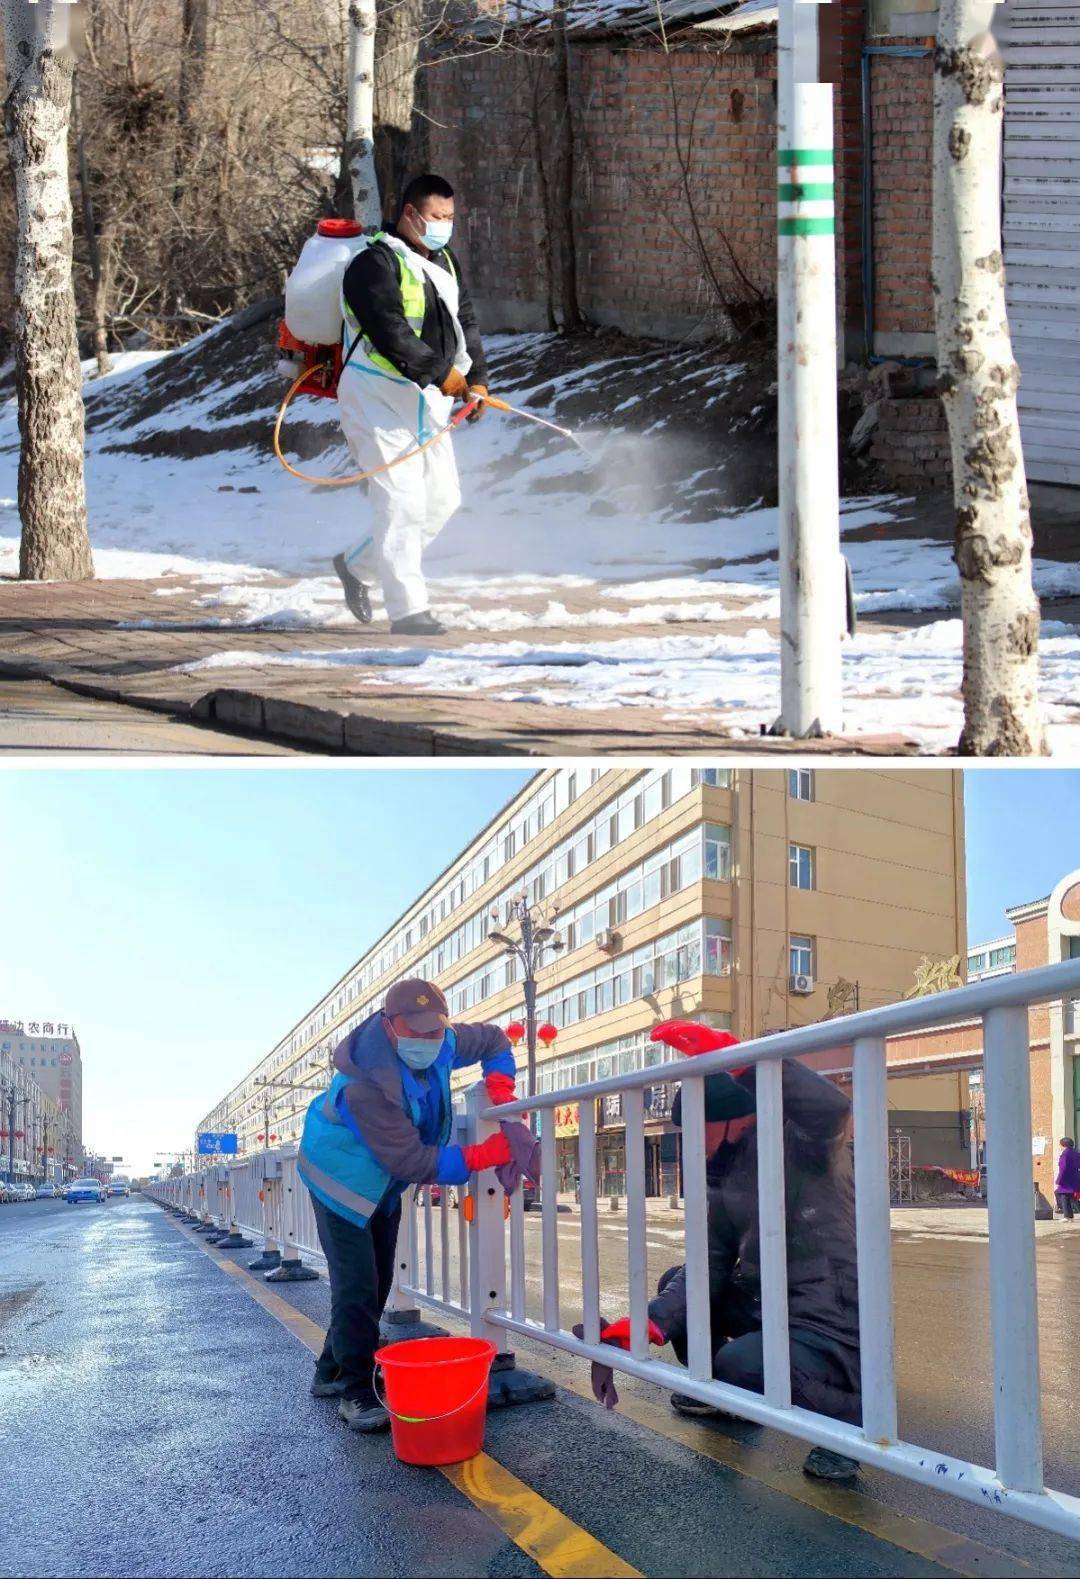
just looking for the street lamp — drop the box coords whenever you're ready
[488,893,565,1111]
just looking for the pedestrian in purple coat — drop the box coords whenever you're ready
[1055,1137,1080,1221]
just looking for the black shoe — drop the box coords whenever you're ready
[390,610,446,636]
[670,1392,735,1420]
[803,1446,860,1482]
[332,553,373,625]
[338,1391,390,1432]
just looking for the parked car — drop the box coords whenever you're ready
[0,1182,16,1203]
[35,1184,58,1199]
[66,1177,107,1204]
[12,1182,35,1202]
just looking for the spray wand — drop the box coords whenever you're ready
[272,363,579,489]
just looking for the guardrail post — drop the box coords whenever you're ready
[264,1155,318,1282]
[215,1166,253,1250]
[853,1035,898,1446]
[203,1168,230,1241]
[983,1005,1044,1493]
[466,1087,553,1408]
[248,1158,282,1271]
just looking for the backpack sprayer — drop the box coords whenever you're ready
[274,218,577,488]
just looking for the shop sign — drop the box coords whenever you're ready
[554,1102,580,1138]
[644,1083,676,1122]
[600,1093,623,1128]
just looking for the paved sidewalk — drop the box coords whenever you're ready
[0,573,927,756]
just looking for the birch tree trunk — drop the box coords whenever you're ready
[933,0,1045,754]
[344,0,382,228]
[2,0,93,581]
[374,0,423,219]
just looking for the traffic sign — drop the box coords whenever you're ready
[197,1132,238,1156]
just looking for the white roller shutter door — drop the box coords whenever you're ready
[1001,0,1080,485]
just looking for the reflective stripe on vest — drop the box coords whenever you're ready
[343,233,458,381]
[297,1153,382,1223]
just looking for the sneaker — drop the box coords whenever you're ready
[670,1392,734,1420]
[803,1446,860,1482]
[332,553,373,625]
[338,1392,390,1433]
[390,610,446,636]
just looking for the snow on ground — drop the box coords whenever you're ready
[178,620,1080,752]
[3,327,1078,749]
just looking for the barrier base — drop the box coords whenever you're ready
[248,1250,281,1271]
[383,1306,423,1325]
[487,1354,555,1408]
[265,1258,319,1282]
[216,1232,253,1249]
[204,1230,229,1244]
[378,1317,449,1344]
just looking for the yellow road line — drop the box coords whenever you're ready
[167,1219,640,1579]
[342,1289,1033,1579]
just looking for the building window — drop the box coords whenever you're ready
[704,823,732,880]
[788,844,814,890]
[694,768,733,789]
[789,768,815,802]
[790,935,814,978]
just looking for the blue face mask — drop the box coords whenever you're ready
[409,210,453,252]
[396,1035,444,1071]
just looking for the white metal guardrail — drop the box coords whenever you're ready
[148,960,1080,1541]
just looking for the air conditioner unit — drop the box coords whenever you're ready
[596,929,623,954]
[790,973,814,995]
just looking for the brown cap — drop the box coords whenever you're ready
[384,977,450,1033]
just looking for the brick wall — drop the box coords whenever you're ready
[427,40,780,339]
[426,6,875,343]
[869,46,935,349]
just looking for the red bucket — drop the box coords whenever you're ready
[373,1336,496,1466]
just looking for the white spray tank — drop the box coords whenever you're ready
[284,218,368,349]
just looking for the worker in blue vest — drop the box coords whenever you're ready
[298,976,520,1431]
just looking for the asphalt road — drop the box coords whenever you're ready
[0,679,295,753]
[2,1197,1077,1579]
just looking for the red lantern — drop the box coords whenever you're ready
[537,1023,558,1046]
[0,1129,8,1139]
[13,1130,24,1141]
[269,1134,278,1142]
[257,1133,265,1141]
[505,1021,525,1046]
[47,1147,54,1155]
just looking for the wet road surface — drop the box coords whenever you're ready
[2,1197,1077,1578]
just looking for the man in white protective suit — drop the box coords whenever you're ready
[331,173,489,636]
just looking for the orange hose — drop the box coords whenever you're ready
[272,365,468,488]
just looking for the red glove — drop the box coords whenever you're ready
[485,1071,516,1106]
[600,1316,666,1350]
[651,1020,745,1073]
[461,1132,513,1173]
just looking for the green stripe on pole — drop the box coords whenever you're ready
[779,217,836,236]
[777,149,833,165]
[777,183,834,202]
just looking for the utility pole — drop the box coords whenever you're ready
[345,0,382,228]
[774,0,845,739]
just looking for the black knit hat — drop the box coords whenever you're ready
[672,1071,756,1128]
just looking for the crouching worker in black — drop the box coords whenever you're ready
[604,1021,862,1483]
[297,976,522,1432]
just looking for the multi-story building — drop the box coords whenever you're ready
[885,872,1080,1198]
[0,1027,78,1184]
[0,1019,83,1166]
[199,767,966,1194]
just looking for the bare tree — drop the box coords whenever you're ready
[2,0,93,581]
[375,0,425,216]
[933,0,1045,755]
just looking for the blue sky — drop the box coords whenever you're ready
[2,766,1076,1175]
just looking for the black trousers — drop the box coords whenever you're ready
[311,1194,401,1400]
[1056,1191,1076,1220]
[659,1266,862,1427]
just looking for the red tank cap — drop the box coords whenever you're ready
[317,218,363,239]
